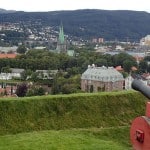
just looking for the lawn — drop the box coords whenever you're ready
[0,126,132,150]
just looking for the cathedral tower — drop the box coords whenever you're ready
[56,23,67,53]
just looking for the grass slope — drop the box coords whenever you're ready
[0,127,131,150]
[0,91,146,135]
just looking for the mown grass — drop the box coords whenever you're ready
[0,126,132,150]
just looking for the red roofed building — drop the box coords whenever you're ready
[134,56,144,64]
[0,85,17,97]
[0,54,17,59]
[115,66,124,71]
[142,73,150,80]
[131,66,138,71]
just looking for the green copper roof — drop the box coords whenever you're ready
[58,24,65,44]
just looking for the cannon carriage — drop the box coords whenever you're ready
[130,79,150,150]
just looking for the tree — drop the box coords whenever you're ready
[121,72,128,78]
[35,87,45,95]
[26,86,45,96]
[123,60,133,73]
[16,83,28,97]
[17,45,27,54]
[21,69,32,80]
[61,83,77,94]
[112,52,135,67]
[1,66,11,73]
[52,74,81,94]
[66,67,80,77]
[30,72,39,82]
[95,58,108,67]
[20,70,28,80]
[139,60,148,73]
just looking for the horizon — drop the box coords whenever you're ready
[1,0,150,13]
[1,8,150,14]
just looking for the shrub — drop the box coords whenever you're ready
[16,83,28,97]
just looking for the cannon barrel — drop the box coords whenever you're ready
[131,79,150,150]
[132,79,150,99]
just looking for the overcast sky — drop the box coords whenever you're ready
[1,0,150,13]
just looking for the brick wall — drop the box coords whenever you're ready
[81,79,124,92]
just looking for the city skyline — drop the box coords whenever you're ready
[1,0,150,13]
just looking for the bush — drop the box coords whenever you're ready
[16,83,28,97]
[26,86,45,96]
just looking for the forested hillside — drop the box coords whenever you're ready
[0,9,150,40]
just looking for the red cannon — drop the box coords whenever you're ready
[130,79,150,150]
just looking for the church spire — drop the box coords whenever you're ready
[56,22,67,53]
[58,23,65,44]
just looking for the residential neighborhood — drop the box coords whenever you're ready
[1,10,150,98]
[0,20,150,97]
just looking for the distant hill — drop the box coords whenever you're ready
[0,8,16,14]
[0,9,150,41]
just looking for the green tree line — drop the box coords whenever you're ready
[0,49,138,74]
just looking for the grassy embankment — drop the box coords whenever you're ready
[0,90,147,149]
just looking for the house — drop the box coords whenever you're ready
[125,75,134,90]
[131,74,148,87]
[140,35,150,46]
[10,68,25,78]
[115,66,123,72]
[0,68,24,80]
[0,53,17,59]
[35,70,58,79]
[0,85,17,97]
[81,65,124,92]
[125,73,150,90]
[115,66,137,73]
[0,46,18,53]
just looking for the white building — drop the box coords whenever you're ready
[140,35,150,46]
[0,68,24,80]
[125,75,134,90]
